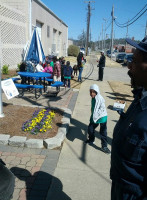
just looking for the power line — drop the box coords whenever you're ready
[105,21,112,31]
[116,4,147,26]
[115,8,147,28]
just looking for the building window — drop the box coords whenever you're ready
[47,25,50,38]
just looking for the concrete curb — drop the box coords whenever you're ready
[0,106,72,149]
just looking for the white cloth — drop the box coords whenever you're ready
[90,84,107,123]
[53,76,61,82]
[35,64,44,72]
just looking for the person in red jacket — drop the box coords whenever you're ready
[53,58,61,82]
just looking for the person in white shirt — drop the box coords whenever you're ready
[35,61,44,72]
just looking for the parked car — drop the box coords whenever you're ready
[107,50,116,59]
[116,53,126,63]
[106,50,111,57]
[123,54,133,65]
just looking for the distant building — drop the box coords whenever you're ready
[0,0,68,69]
[114,44,135,53]
[125,44,135,53]
[68,39,73,47]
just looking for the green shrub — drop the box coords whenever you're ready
[68,45,79,57]
[17,63,21,71]
[2,64,9,74]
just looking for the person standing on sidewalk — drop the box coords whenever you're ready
[110,37,147,200]
[63,61,73,88]
[97,51,106,81]
[85,84,110,154]
[77,52,84,82]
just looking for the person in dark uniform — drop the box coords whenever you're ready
[110,37,147,200]
[0,159,15,200]
[97,51,106,81]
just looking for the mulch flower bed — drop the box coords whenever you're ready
[2,70,18,80]
[1,70,64,139]
[0,103,63,139]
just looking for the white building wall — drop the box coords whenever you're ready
[0,0,68,69]
[0,1,29,69]
[32,0,68,57]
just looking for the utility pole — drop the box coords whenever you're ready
[90,28,92,42]
[125,20,129,53]
[103,18,107,52]
[102,23,103,50]
[85,1,95,56]
[0,29,4,118]
[111,5,114,60]
[98,35,100,49]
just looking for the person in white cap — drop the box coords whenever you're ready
[85,84,110,154]
[97,50,106,81]
[110,37,147,200]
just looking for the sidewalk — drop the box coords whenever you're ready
[46,56,121,200]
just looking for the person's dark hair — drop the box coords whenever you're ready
[62,60,65,65]
[20,62,26,72]
[66,61,70,66]
[53,56,57,62]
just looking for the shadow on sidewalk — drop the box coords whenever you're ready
[10,167,71,200]
[64,140,112,185]
[67,118,112,147]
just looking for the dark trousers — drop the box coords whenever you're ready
[73,69,78,76]
[111,181,146,200]
[64,79,70,88]
[0,160,15,200]
[88,122,108,147]
[98,67,104,81]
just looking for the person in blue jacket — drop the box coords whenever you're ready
[110,37,147,200]
[63,61,73,88]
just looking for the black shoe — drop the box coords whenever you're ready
[85,140,95,145]
[101,147,111,154]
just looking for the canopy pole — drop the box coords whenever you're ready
[0,59,5,118]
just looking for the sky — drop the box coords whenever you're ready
[41,0,147,41]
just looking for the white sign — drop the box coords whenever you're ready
[1,79,19,100]
[113,100,126,112]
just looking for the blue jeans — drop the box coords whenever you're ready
[78,67,83,81]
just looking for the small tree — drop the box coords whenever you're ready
[2,64,9,74]
[68,45,79,57]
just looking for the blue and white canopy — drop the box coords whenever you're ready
[24,27,45,63]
